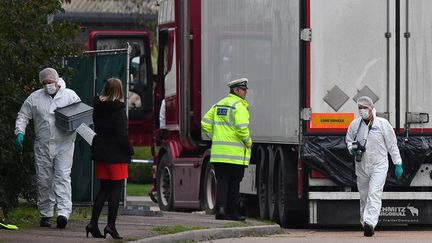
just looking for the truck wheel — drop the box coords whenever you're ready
[267,146,279,223]
[276,146,307,228]
[256,146,269,219]
[276,146,291,227]
[156,153,174,211]
[201,162,216,214]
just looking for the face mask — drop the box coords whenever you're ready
[359,108,370,119]
[44,83,57,95]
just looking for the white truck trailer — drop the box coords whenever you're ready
[151,0,432,227]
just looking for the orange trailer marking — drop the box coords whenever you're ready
[311,113,354,129]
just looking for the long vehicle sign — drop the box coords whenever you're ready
[311,113,354,129]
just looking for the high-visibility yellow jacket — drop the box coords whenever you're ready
[201,93,252,166]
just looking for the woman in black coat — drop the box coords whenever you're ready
[86,78,133,239]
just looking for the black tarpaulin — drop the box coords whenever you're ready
[300,135,432,187]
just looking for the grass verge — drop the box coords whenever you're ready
[7,204,39,228]
[7,203,92,228]
[127,183,152,196]
[152,225,208,235]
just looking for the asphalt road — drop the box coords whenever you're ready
[203,227,432,243]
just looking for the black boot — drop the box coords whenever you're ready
[104,225,122,239]
[56,215,68,229]
[40,217,51,227]
[86,223,104,238]
[363,223,374,237]
[215,207,226,220]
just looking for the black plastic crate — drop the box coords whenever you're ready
[55,102,93,131]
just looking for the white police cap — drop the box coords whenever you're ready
[227,78,248,89]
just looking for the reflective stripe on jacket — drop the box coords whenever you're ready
[201,93,252,166]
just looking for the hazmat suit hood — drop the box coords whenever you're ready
[371,108,377,119]
[48,77,67,96]
[58,78,66,91]
[38,77,67,95]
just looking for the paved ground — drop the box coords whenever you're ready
[4,197,430,242]
[0,197,280,242]
[203,227,432,243]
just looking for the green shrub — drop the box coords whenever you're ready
[132,146,153,160]
[128,146,153,184]
[128,163,152,184]
[0,0,80,213]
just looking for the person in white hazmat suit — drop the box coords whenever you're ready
[346,96,403,237]
[14,67,81,229]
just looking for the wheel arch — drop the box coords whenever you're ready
[199,149,212,183]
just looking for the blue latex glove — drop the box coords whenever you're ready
[395,164,403,179]
[348,147,357,156]
[15,133,24,151]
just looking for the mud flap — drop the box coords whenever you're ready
[309,199,432,225]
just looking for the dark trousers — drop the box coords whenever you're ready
[213,162,245,215]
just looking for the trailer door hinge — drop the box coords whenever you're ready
[301,108,312,121]
[301,28,312,42]
[384,32,391,38]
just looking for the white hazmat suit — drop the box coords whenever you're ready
[346,99,402,229]
[159,99,166,129]
[15,69,80,220]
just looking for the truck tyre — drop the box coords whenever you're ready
[156,153,174,211]
[267,146,279,223]
[276,146,307,228]
[276,146,292,227]
[201,162,216,214]
[256,146,269,219]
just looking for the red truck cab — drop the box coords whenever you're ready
[88,30,155,147]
